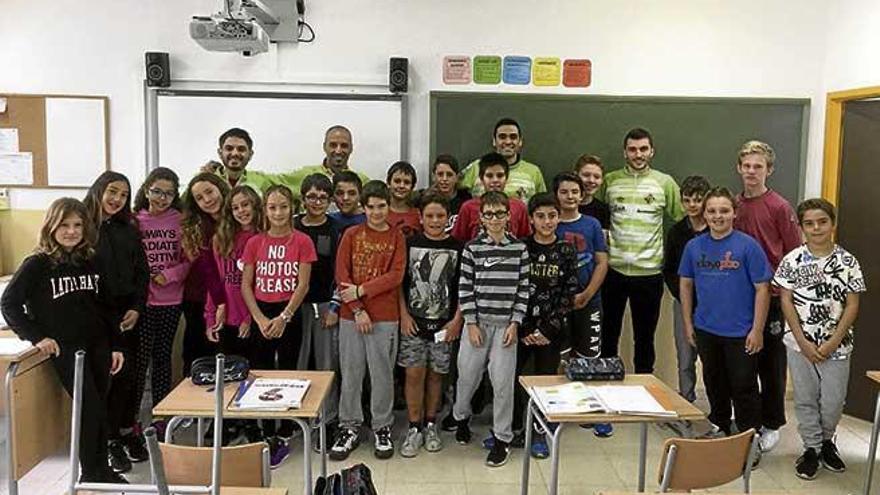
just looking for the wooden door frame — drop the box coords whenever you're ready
[822,86,880,204]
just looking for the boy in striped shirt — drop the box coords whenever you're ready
[452,191,530,468]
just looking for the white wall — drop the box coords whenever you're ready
[1,0,834,209]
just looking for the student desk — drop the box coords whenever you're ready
[863,371,880,495]
[153,370,334,495]
[222,488,288,495]
[0,332,70,495]
[519,374,705,495]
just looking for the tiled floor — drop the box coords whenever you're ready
[14,400,878,494]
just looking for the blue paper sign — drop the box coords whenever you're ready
[503,56,531,85]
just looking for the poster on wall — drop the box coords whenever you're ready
[563,59,592,87]
[443,56,472,84]
[533,57,561,86]
[473,56,502,84]
[502,56,531,85]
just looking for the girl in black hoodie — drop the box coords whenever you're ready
[1,198,125,483]
[83,171,150,474]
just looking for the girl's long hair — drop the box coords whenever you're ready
[133,167,182,213]
[263,184,295,231]
[181,172,230,259]
[82,171,134,227]
[36,198,96,265]
[214,185,263,258]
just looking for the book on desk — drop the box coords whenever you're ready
[231,377,311,411]
[531,382,678,417]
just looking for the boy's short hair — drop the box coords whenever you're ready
[479,191,509,212]
[796,198,836,224]
[680,175,711,198]
[333,170,363,193]
[552,171,586,195]
[301,173,333,196]
[737,140,776,168]
[432,154,460,175]
[478,152,509,178]
[218,128,253,149]
[703,186,737,210]
[574,154,604,172]
[361,180,390,206]
[419,192,450,213]
[493,117,522,137]
[386,160,417,186]
[624,127,653,148]
[528,192,560,216]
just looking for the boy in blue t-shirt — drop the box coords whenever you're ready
[679,187,771,454]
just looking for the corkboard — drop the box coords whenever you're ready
[0,93,109,188]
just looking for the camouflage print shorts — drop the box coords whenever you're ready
[397,332,451,374]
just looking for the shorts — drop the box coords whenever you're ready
[397,332,452,374]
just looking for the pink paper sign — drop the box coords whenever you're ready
[443,56,472,84]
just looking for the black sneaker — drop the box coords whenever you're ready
[441,414,458,432]
[795,448,819,480]
[329,427,360,461]
[820,440,846,472]
[312,422,339,454]
[374,426,394,459]
[510,430,526,448]
[99,469,129,484]
[121,432,149,462]
[485,437,510,467]
[243,422,264,443]
[455,418,472,445]
[108,440,132,473]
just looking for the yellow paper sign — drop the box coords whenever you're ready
[533,57,561,86]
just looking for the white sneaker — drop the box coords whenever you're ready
[424,422,443,452]
[759,428,780,452]
[400,426,423,458]
[698,423,726,439]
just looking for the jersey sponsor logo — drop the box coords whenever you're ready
[696,251,741,271]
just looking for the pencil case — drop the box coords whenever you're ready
[564,356,625,381]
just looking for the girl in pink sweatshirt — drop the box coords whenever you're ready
[133,167,190,429]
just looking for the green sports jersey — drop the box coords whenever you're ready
[459,157,547,201]
[281,164,371,198]
[215,168,292,195]
[599,167,684,276]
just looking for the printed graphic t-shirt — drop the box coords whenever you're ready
[242,230,317,303]
[403,234,463,337]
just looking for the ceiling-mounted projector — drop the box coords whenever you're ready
[190,0,304,56]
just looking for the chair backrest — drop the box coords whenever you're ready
[158,441,270,487]
[657,428,757,492]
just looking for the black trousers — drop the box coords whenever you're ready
[182,300,217,377]
[220,324,255,361]
[53,340,112,479]
[600,269,664,373]
[107,328,143,435]
[251,300,303,436]
[513,340,562,432]
[695,329,761,435]
[570,298,602,358]
[759,297,787,430]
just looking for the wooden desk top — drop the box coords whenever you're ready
[519,374,705,424]
[0,330,38,363]
[154,370,334,419]
[867,371,880,384]
[221,487,288,495]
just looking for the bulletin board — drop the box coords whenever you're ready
[0,94,110,188]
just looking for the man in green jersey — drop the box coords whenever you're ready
[287,125,370,201]
[459,118,546,201]
[209,128,288,193]
[599,127,684,373]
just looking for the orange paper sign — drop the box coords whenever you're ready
[563,59,592,87]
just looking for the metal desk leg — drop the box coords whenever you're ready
[294,418,312,495]
[164,416,187,444]
[320,402,327,478]
[5,362,19,495]
[197,418,206,447]
[864,390,880,495]
[638,423,648,492]
[520,398,535,495]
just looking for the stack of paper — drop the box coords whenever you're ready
[234,378,311,411]
[531,383,676,417]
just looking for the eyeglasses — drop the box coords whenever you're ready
[304,194,329,203]
[148,188,175,200]
[481,210,509,220]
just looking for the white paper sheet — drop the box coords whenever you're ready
[0,129,18,152]
[45,98,106,186]
[0,152,33,185]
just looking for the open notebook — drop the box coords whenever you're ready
[232,377,311,411]
[531,382,677,417]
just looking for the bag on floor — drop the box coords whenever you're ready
[341,463,378,495]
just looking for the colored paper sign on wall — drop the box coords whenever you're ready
[502,56,531,85]
[473,56,502,84]
[532,57,561,86]
[443,56,472,84]
[563,59,592,87]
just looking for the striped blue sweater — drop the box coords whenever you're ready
[459,232,530,326]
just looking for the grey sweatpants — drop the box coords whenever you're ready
[453,320,517,443]
[297,302,339,423]
[338,319,398,431]
[673,301,698,403]
[787,347,851,450]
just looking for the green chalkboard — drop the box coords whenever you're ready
[430,92,810,203]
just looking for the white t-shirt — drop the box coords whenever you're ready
[774,244,866,360]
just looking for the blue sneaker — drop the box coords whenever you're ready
[482,433,495,450]
[530,434,549,459]
[593,423,614,438]
[268,436,290,469]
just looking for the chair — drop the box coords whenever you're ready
[157,441,271,487]
[657,428,759,493]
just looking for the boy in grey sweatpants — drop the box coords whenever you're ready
[453,191,530,468]
[775,198,866,481]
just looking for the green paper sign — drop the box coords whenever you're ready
[473,56,502,84]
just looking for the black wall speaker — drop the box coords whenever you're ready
[389,57,408,93]
[145,52,171,88]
